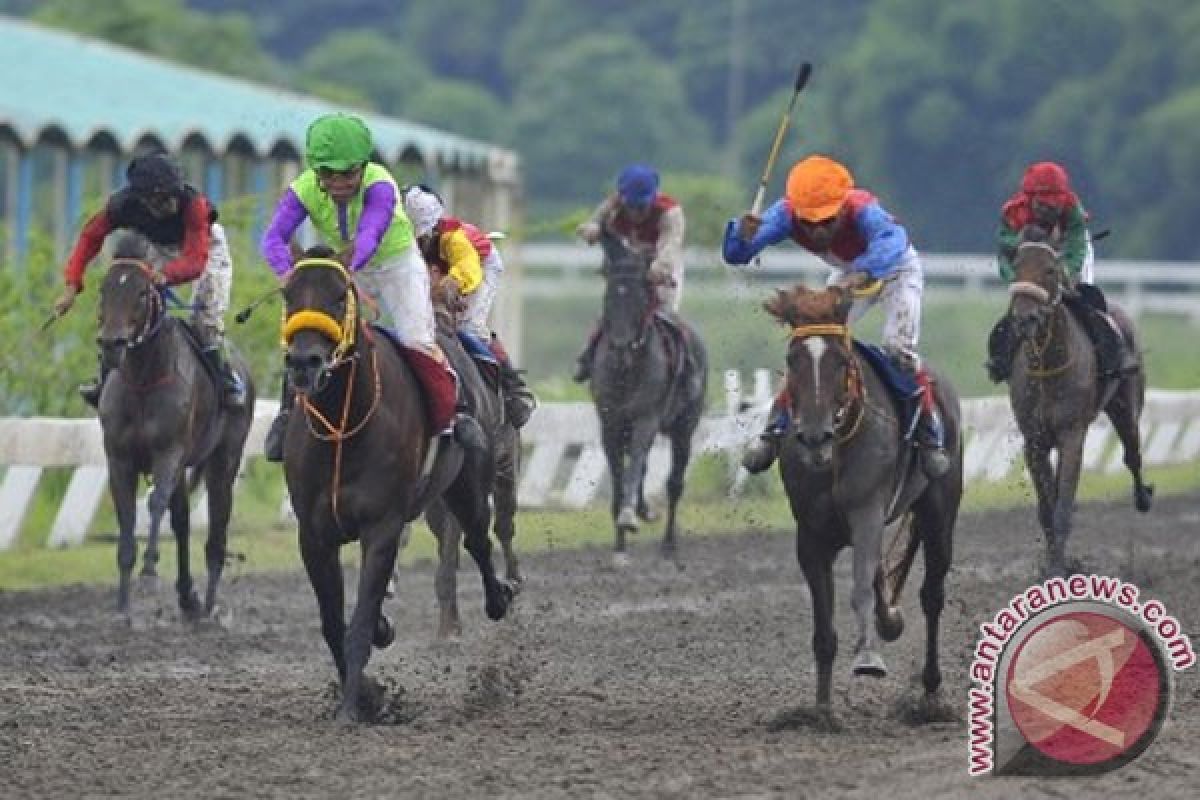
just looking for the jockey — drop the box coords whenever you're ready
[402,183,537,428]
[987,160,1135,382]
[572,163,686,382]
[53,154,246,409]
[259,112,486,462]
[723,154,950,479]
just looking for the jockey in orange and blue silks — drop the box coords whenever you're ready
[723,154,949,478]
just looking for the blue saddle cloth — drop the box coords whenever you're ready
[457,330,498,364]
[852,341,917,402]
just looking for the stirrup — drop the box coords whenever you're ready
[79,381,103,408]
[741,437,779,475]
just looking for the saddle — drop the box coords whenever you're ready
[851,341,923,440]
[455,330,501,391]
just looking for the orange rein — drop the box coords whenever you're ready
[282,257,384,530]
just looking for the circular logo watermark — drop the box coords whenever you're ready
[1004,609,1170,773]
[967,575,1193,778]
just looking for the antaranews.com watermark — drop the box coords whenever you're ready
[968,574,1194,777]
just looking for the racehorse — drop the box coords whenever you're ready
[280,250,511,722]
[1006,228,1152,577]
[764,284,961,723]
[94,234,254,617]
[588,232,707,565]
[423,298,523,639]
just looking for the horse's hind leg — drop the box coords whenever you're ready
[202,452,239,615]
[444,468,512,622]
[169,482,202,618]
[109,461,140,613]
[796,532,837,711]
[143,449,185,589]
[911,486,959,712]
[1106,376,1154,512]
[426,499,463,639]
[493,432,522,590]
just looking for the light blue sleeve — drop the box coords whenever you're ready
[722,199,793,265]
[851,202,909,278]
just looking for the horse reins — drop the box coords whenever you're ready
[1008,247,1074,379]
[282,257,383,530]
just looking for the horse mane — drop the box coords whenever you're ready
[300,244,338,259]
[763,284,851,327]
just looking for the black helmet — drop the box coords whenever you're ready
[126,154,183,195]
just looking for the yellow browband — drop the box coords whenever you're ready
[791,323,850,340]
[281,257,359,359]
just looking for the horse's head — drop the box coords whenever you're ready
[96,234,164,373]
[765,284,858,469]
[1008,224,1066,341]
[599,230,654,350]
[281,246,359,394]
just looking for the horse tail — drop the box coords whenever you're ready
[186,462,208,497]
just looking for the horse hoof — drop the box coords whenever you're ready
[612,552,632,569]
[1135,484,1154,513]
[876,606,905,643]
[179,590,203,620]
[485,581,514,621]
[373,615,396,649]
[852,650,888,678]
[616,507,639,533]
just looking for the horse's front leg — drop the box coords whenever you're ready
[618,416,658,535]
[846,505,888,678]
[795,530,837,711]
[339,521,401,723]
[1049,428,1088,577]
[108,459,140,613]
[143,447,186,592]
[1022,440,1057,563]
[600,417,629,559]
[661,420,697,560]
[299,521,346,688]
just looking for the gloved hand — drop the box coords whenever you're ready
[53,285,79,317]
[576,221,601,245]
[648,261,676,287]
[738,213,762,241]
[439,277,467,313]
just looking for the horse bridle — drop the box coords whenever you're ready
[1008,241,1064,309]
[1007,241,1073,377]
[105,259,167,350]
[789,323,866,443]
[281,257,361,371]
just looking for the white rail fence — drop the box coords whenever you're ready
[2,384,1200,550]
[520,244,1200,321]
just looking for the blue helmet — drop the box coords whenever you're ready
[616,164,659,208]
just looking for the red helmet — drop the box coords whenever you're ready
[1020,162,1072,205]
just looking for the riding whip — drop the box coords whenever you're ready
[750,62,812,215]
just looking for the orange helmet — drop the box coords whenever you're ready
[786,155,854,222]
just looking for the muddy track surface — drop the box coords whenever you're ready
[2,495,1198,799]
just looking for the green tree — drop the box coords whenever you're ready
[405,80,509,143]
[511,34,712,209]
[297,29,430,116]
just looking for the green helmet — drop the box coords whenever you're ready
[305,113,373,171]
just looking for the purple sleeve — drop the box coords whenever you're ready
[261,189,308,276]
[351,181,398,270]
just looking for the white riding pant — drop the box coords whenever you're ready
[354,244,437,354]
[145,222,231,337]
[1080,232,1095,284]
[461,249,504,340]
[826,245,924,371]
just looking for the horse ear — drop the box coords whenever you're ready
[763,286,797,326]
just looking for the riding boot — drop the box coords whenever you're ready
[264,375,294,463]
[984,315,1017,383]
[913,368,951,479]
[1092,309,1138,380]
[489,333,537,428]
[572,325,602,383]
[197,327,246,408]
[79,356,111,408]
[741,394,791,474]
[448,366,489,454]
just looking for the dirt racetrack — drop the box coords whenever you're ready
[2,494,1198,799]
